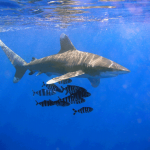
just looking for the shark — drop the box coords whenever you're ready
[0,33,130,87]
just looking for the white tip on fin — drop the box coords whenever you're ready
[36,72,42,76]
[46,70,85,84]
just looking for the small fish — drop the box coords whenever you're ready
[74,98,86,104]
[58,79,72,84]
[61,85,87,95]
[58,96,86,104]
[32,89,56,96]
[35,100,54,107]
[42,82,62,93]
[71,90,91,99]
[53,100,70,107]
[72,107,93,115]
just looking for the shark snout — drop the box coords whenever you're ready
[115,63,130,74]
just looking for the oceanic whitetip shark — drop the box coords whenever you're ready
[0,33,130,87]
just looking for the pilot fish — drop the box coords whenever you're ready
[58,79,72,84]
[61,85,88,95]
[42,82,62,93]
[71,90,91,99]
[35,100,54,107]
[57,96,86,104]
[72,107,93,115]
[53,100,70,107]
[32,89,56,96]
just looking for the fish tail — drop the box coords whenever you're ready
[32,90,35,96]
[42,82,45,87]
[35,100,38,105]
[72,108,77,115]
[61,86,64,92]
[0,40,27,83]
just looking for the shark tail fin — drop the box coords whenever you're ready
[0,40,27,83]
[32,90,35,96]
[72,108,77,115]
[42,82,45,87]
[35,100,38,105]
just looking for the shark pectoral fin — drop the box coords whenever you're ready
[46,70,85,84]
[58,33,76,54]
[88,78,100,88]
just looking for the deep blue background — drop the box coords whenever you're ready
[0,11,150,150]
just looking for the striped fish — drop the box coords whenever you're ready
[72,107,93,115]
[61,85,87,95]
[58,95,86,104]
[42,82,62,93]
[35,100,54,107]
[53,100,70,107]
[71,90,91,98]
[74,98,85,104]
[58,79,72,84]
[32,89,56,96]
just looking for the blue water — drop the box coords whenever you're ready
[0,0,150,150]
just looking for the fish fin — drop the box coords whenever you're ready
[58,96,61,100]
[29,70,35,75]
[0,40,27,83]
[46,70,85,84]
[36,72,42,76]
[31,57,37,61]
[61,86,64,92]
[32,90,35,96]
[72,108,77,115]
[45,72,52,77]
[42,82,45,87]
[58,78,72,84]
[14,66,27,83]
[58,33,76,54]
[35,100,38,105]
[88,78,100,88]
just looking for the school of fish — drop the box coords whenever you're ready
[33,79,93,115]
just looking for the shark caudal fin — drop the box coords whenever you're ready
[0,40,27,83]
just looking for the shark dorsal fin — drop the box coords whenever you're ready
[58,33,76,54]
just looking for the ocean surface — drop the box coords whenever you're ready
[0,0,150,150]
